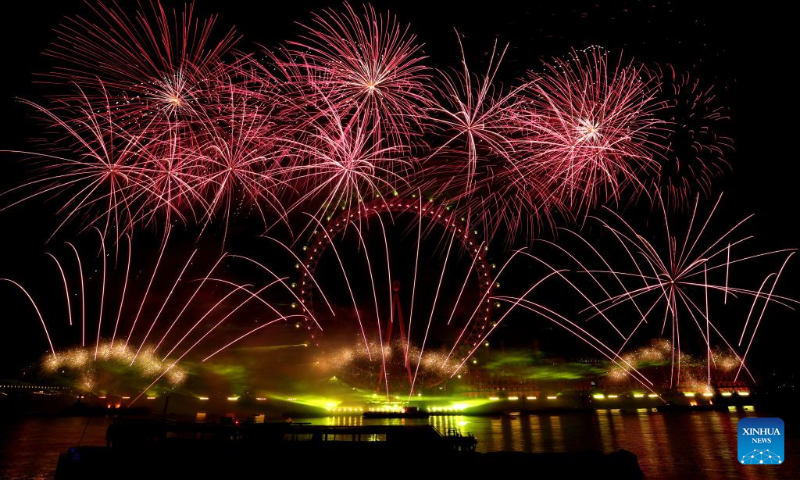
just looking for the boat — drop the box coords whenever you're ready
[55,419,475,478]
[362,406,429,419]
[54,418,643,479]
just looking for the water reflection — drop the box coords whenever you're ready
[317,409,787,480]
[0,410,792,480]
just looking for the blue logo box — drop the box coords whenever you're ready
[738,417,784,465]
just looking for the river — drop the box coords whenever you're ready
[1,409,796,479]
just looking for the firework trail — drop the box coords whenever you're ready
[1,236,304,397]
[535,195,797,388]
[1,1,788,403]
[286,197,510,397]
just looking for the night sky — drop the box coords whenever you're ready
[0,0,797,386]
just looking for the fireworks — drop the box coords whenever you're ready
[518,47,664,212]
[4,5,682,245]
[2,235,300,399]
[318,339,462,392]
[283,2,433,149]
[41,342,187,393]
[0,2,791,404]
[424,38,560,243]
[531,195,797,388]
[43,0,238,126]
[650,65,734,208]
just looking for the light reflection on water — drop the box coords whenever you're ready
[299,409,795,480]
[1,410,796,479]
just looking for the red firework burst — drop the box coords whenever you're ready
[650,64,734,209]
[519,47,665,212]
[280,98,410,222]
[191,83,290,236]
[283,2,433,150]
[428,38,520,186]
[43,1,238,128]
[422,38,564,244]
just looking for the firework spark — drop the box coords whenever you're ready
[650,65,734,208]
[518,47,664,212]
[537,195,796,388]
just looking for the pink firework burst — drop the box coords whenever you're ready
[43,1,238,129]
[650,65,734,209]
[284,2,433,150]
[428,37,520,187]
[422,38,563,244]
[519,47,665,213]
[191,82,290,236]
[3,91,150,241]
[280,98,410,222]
[131,123,207,229]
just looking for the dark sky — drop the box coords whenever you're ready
[0,1,797,382]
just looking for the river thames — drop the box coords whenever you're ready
[1,408,796,479]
